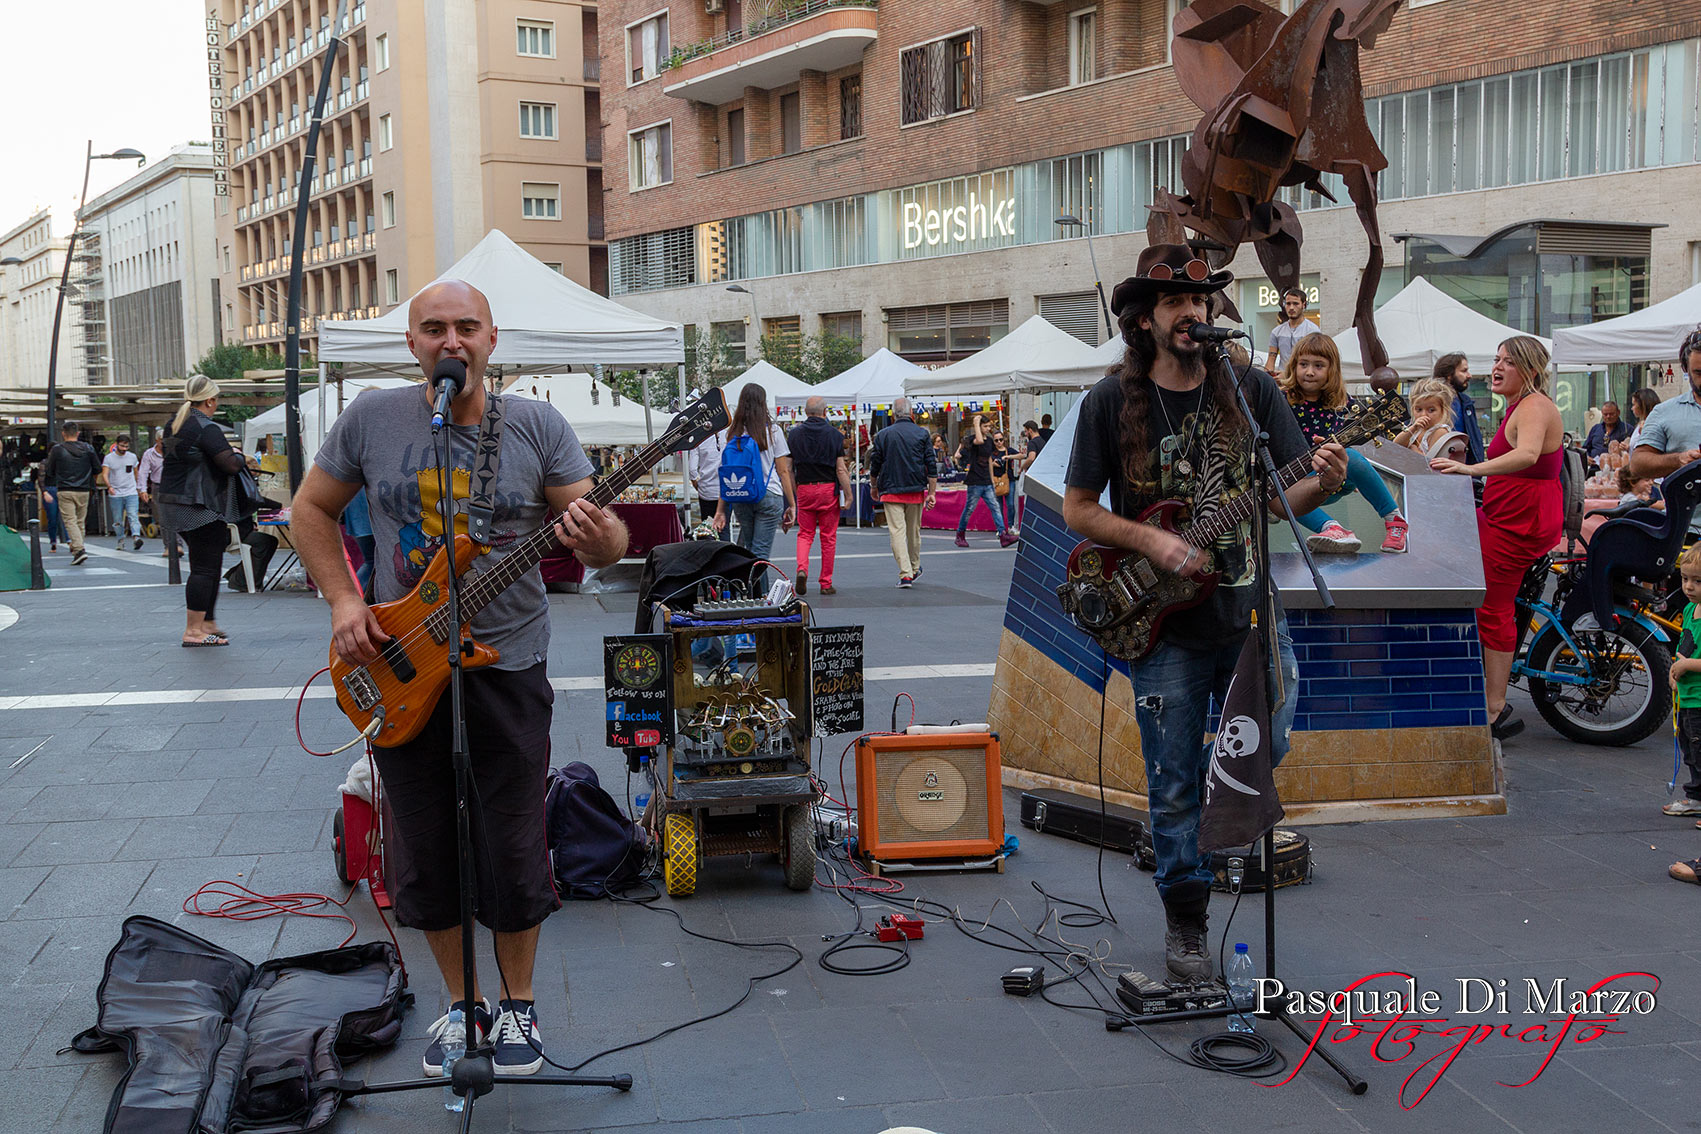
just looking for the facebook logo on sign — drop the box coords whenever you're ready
[607,702,625,721]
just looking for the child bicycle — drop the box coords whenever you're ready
[1508,458,1701,746]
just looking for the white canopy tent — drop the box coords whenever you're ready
[315,229,684,374]
[1552,280,1701,367]
[907,316,1105,398]
[241,376,418,459]
[1332,276,1556,382]
[774,348,924,409]
[501,374,660,446]
[721,361,816,416]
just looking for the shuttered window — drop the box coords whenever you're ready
[885,299,1009,363]
[1039,291,1103,344]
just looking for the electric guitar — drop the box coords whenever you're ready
[329,389,729,747]
[1056,391,1409,661]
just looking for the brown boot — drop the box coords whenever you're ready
[1162,884,1213,983]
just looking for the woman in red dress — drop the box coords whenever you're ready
[1431,336,1564,740]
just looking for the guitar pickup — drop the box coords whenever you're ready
[379,638,416,683]
[342,668,380,712]
[1131,558,1159,590]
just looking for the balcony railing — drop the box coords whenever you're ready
[660,0,878,104]
[586,137,603,162]
[661,0,877,71]
[583,58,600,82]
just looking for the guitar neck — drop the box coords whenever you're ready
[1179,448,1324,548]
[456,433,676,620]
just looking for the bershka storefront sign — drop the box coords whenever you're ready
[894,170,1018,257]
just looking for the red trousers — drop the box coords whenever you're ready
[795,482,841,586]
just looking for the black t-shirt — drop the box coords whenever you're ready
[160,413,236,501]
[1064,369,1307,645]
[958,436,998,486]
[786,417,846,485]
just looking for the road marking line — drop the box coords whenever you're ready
[1,664,998,711]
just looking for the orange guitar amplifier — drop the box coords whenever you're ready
[854,732,1005,864]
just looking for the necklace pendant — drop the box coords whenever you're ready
[1175,457,1193,478]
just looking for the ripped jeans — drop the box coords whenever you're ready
[1129,621,1298,899]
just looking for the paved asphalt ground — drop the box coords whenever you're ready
[1,526,1698,1133]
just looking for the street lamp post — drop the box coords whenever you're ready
[727,284,761,361]
[1056,214,1113,341]
[44,142,144,442]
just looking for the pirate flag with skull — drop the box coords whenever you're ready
[1198,632,1285,852]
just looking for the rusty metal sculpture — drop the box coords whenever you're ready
[1150,0,1405,388]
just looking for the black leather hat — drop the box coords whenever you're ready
[1110,244,1234,317]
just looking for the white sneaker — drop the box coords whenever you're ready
[1662,798,1701,816]
[1306,522,1361,554]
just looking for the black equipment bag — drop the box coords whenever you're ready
[225,530,280,592]
[633,539,767,633]
[545,762,649,899]
[70,915,408,1134]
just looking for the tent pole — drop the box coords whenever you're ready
[641,370,658,492]
[316,363,327,458]
[678,365,692,519]
[854,407,861,527]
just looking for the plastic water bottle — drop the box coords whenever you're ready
[1227,944,1256,1033]
[442,1007,466,1112]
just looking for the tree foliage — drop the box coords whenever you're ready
[187,343,318,424]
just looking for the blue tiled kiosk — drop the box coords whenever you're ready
[994,401,1499,822]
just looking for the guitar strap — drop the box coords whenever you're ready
[465,390,505,546]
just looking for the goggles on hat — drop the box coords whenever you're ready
[1145,258,1212,283]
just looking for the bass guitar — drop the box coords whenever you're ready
[329,388,729,747]
[1056,390,1408,660]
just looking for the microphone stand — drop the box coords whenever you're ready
[337,381,632,1128]
[1213,339,1366,1096]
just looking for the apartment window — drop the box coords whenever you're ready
[1069,8,1097,86]
[381,191,396,228]
[522,181,561,219]
[780,92,801,155]
[544,262,565,274]
[519,101,558,139]
[375,32,389,71]
[709,319,747,361]
[222,245,231,272]
[517,19,555,58]
[901,30,978,125]
[378,113,393,151]
[820,310,862,342]
[384,268,399,304]
[840,74,862,139]
[628,122,673,190]
[728,108,746,166]
[763,316,802,353]
[886,299,1009,363]
[627,12,668,85]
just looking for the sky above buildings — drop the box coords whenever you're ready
[3,3,210,233]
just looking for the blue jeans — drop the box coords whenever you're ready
[1296,448,1399,532]
[108,493,140,541]
[956,484,1007,535]
[1129,622,1298,898]
[42,495,67,544]
[728,493,784,561]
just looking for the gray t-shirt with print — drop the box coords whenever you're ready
[314,385,595,670]
[1267,318,1322,370]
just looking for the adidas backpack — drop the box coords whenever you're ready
[718,432,767,502]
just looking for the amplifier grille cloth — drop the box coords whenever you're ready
[874,746,991,843]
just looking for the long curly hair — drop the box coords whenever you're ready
[1114,294,1246,494]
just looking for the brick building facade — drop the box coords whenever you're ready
[599,0,1701,414]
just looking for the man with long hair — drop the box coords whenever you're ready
[1062,245,1347,982]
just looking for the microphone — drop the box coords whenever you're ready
[429,358,468,430]
[1185,323,1246,344]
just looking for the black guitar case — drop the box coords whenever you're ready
[70,915,409,1134]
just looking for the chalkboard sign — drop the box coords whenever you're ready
[809,625,864,736]
[603,634,673,748]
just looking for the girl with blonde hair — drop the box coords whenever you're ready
[1278,332,1409,554]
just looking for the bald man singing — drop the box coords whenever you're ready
[293,279,628,1079]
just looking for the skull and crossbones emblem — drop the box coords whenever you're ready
[1208,715,1262,799]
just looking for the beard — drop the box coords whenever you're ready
[1156,329,1207,379]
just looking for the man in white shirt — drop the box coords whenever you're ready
[688,432,723,525]
[101,436,144,551]
[1264,287,1321,374]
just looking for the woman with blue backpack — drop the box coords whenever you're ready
[713,383,796,561]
